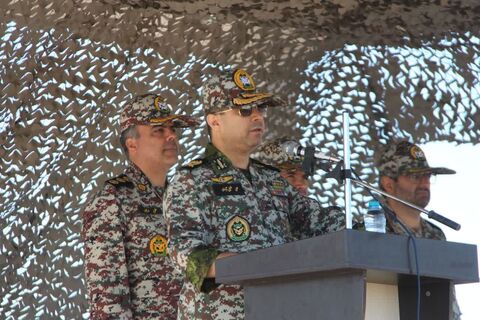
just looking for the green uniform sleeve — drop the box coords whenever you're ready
[186,247,219,292]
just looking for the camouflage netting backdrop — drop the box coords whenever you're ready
[1,0,480,318]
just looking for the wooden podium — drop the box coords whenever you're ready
[216,230,479,320]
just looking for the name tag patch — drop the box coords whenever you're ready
[212,183,245,196]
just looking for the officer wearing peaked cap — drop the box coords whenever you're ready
[82,94,199,319]
[251,136,345,235]
[164,70,334,320]
[377,140,461,319]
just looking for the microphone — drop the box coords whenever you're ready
[282,141,341,163]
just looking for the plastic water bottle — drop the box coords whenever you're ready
[364,200,386,233]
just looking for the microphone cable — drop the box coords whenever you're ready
[351,169,421,320]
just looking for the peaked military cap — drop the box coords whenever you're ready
[120,94,199,132]
[251,137,303,172]
[202,69,286,114]
[378,140,456,178]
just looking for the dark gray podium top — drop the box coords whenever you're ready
[216,229,479,286]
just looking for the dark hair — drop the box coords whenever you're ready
[119,126,139,157]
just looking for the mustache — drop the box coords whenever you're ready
[415,188,430,194]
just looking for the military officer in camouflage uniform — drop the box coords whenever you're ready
[164,69,335,320]
[377,140,461,319]
[251,136,345,235]
[82,94,198,319]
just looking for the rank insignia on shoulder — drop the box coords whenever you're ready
[106,175,134,189]
[149,235,168,256]
[212,182,245,196]
[271,179,287,196]
[139,205,161,215]
[185,159,203,169]
[137,183,148,192]
[211,175,234,183]
[226,215,250,242]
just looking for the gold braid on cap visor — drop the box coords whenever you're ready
[233,93,273,105]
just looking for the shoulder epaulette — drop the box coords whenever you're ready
[182,158,204,170]
[106,174,134,189]
[251,159,280,172]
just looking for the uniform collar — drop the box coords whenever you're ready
[204,143,236,175]
[125,162,165,195]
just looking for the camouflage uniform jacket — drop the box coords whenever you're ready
[82,163,182,319]
[386,213,461,320]
[164,143,330,320]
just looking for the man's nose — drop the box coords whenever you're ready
[165,127,177,141]
[251,108,265,121]
[418,175,431,186]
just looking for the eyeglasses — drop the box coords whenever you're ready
[215,104,268,117]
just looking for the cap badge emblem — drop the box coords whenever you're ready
[233,69,256,91]
[409,145,425,160]
[153,96,171,116]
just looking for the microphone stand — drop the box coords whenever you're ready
[342,112,353,229]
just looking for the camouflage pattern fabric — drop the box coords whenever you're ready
[386,213,446,240]
[250,136,303,172]
[164,143,342,320]
[202,69,285,114]
[386,213,462,320]
[310,204,345,236]
[82,163,182,319]
[377,140,456,178]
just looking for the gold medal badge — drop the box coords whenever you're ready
[226,215,250,242]
[233,69,256,91]
[149,235,168,256]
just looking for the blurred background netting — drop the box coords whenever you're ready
[1,1,480,318]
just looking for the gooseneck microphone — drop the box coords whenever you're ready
[281,141,341,163]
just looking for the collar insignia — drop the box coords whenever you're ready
[213,158,228,171]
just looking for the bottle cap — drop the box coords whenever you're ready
[368,200,381,210]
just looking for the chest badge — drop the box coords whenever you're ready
[211,175,234,183]
[226,215,250,242]
[149,235,168,256]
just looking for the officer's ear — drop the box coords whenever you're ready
[125,136,138,155]
[380,176,395,194]
[206,114,221,132]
